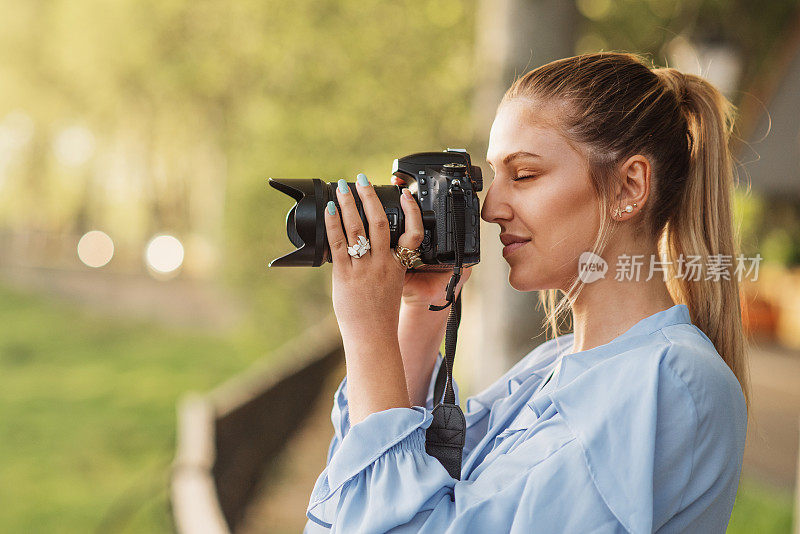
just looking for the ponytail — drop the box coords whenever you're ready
[504,53,750,405]
[655,69,750,404]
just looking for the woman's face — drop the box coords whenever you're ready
[481,99,602,292]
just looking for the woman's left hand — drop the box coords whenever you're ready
[324,173,425,345]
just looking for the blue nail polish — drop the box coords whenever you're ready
[337,179,349,193]
[327,201,336,215]
[357,173,369,186]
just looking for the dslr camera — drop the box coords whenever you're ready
[268,148,482,271]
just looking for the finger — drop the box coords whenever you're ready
[324,199,351,267]
[354,173,389,253]
[335,178,369,257]
[398,188,425,250]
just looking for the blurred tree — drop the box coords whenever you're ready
[0,0,478,343]
[1,0,798,340]
[574,0,800,105]
[217,0,478,340]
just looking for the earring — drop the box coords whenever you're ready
[613,202,638,219]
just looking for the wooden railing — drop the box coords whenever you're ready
[171,315,343,533]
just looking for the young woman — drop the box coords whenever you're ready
[304,52,749,533]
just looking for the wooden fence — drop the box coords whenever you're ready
[171,315,343,533]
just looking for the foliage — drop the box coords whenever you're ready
[0,0,478,344]
[575,0,800,94]
[219,0,478,333]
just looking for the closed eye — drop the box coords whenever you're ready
[513,174,539,182]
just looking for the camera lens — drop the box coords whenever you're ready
[268,178,404,267]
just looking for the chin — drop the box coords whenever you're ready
[508,263,563,293]
[508,267,542,292]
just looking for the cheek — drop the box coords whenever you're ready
[528,175,600,266]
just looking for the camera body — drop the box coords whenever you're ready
[390,149,482,271]
[267,148,482,271]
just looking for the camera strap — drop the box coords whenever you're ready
[425,179,467,480]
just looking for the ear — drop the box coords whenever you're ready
[613,154,651,220]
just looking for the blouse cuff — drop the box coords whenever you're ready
[307,406,434,528]
[331,352,458,445]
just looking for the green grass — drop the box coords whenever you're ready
[728,478,794,533]
[0,282,795,532]
[0,282,295,533]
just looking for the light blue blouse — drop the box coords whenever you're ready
[304,304,747,533]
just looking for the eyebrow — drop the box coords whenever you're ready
[486,151,541,167]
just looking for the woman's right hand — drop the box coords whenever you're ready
[391,174,474,309]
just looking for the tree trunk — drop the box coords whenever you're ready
[458,0,578,395]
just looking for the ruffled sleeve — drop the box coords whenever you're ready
[304,339,628,533]
[304,347,625,533]
[322,351,459,465]
[321,338,566,468]
[305,404,623,533]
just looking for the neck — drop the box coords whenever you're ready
[565,246,676,354]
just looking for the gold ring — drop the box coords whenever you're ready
[393,245,423,269]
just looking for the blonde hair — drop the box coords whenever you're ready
[502,52,749,403]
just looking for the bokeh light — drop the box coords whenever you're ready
[575,32,609,54]
[53,125,95,167]
[77,230,114,268]
[576,0,612,21]
[145,234,184,275]
[665,35,742,97]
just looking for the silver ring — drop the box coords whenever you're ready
[347,235,370,258]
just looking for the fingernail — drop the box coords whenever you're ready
[337,179,349,193]
[356,173,369,186]
[327,201,336,215]
[402,188,413,198]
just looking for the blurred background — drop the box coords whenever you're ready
[2,0,800,532]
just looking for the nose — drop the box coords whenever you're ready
[480,177,513,225]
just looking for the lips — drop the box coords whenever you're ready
[500,234,531,247]
[500,233,532,258]
[502,241,529,257]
